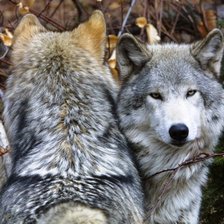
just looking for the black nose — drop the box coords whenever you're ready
[169,123,189,141]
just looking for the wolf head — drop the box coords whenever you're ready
[4,11,113,176]
[116,30,224,151]
[12,10,106,65]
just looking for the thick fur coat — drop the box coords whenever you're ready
[116,30,224,224]
[0,11,144,224]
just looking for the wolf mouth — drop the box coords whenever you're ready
[170,140,187,147]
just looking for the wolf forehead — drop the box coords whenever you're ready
[128,44,220,89]
[140,44,202,82]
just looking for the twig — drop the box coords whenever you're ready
[8,0,65,31]
[118,0,136,37]
[0,59,12,66]
[38,0,52,16]
[49,0,64,19]
[29,8,65,31]
[146,170,178,220]
[148,151,224,179]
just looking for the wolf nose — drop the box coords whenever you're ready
[169,123,189,141]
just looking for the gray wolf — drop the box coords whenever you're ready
[116,29,224,224]
[0,11,144,224]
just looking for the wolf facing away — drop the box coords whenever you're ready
[0,11,144,224]
[116,30,224,224]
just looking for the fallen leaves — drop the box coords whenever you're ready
[17,0,36,15]
[0,29,13,47]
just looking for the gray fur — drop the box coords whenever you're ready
[116,29,224,224]
[0,12,144,224]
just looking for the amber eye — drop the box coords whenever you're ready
[149,92,162,100]
[186,90,197,97]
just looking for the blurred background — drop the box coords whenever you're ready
[0,0,224,223]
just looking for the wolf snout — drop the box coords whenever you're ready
[169,123,189,146]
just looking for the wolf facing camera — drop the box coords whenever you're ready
[116,30,224,224]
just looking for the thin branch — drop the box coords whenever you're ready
[148,151,224,179]
[38,0,52,16]
[118,0,136,37]
[0,59,12,66]
[8,0,65,31]
[49,0,64,18]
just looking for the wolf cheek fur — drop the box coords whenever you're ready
[116,30,224,224]
[0,11,144,224]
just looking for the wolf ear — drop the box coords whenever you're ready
[116,34,151,81]
[12,14,46,64]
[73,10,106,63]
[191,29,224,78]
[14,14,46,44]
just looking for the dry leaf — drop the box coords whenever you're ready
[0,34,12,47]
[108,50,116,69]
[135,17,147,28]
[108,50,119,81]
[107,34,118,50]
[145,23,160,44]
[109,2,120,10]
[205,9,216,31]
[0,28,13,47]
[110,67,119,82]
[197,20,207,37]
[17,2,30,15]
[5,28,13,39]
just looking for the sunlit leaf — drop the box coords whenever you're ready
[110,67,119,82]
[135,17,147,28]
[107,34,118,50]
[205,9,216,31]
[109,2,120,10]
[145,23,160,44]
[108,50,116,69]
[108,50,119,81]
[0,33,12,47]
[5,28,13,39]
[17,2,30,15]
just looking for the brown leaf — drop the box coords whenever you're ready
[109,2,120,10]
[145,23,160,44]
[0,33,12,47]
[110,67,119,82]
[135,17,147,28]
[108,50,116,69]
[205,9,216,31]
[107,34,118,51]
[17,2,30,15]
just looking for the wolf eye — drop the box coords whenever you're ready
[149,92,162,100]
[186,90,197,97]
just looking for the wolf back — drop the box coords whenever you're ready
[0,11,144,224]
